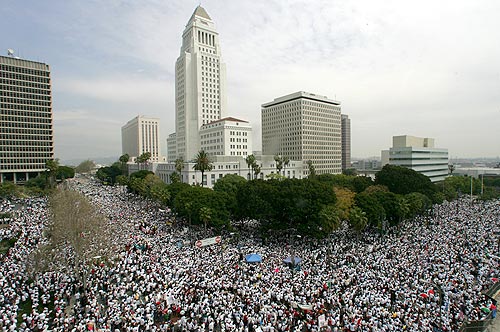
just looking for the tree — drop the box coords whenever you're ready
[119,154,130,175]
[355,191,385,228]
[282,156,290,177]
[349,206,368,232]
[116,175,128,186]
[29,189,120,282]
[405,192,432,217]
[174,186,229,229]
[343,168,357,176]
[150,182,170,206]
[334,187,356,220]
[245,154,256,180]
[448,164,455,175]
[199,207,212,230]
[306,160,316,179]
[137,152,152,171]
[319,204,342,234]
[170,172,181,184]
[25,176,47,194]
[274,155,284,174]
[75,160,96,173]
[192,150,213,187]
[213,174,246,218]
[253,164,262,180]
[0,182,18,198]
[96,165,122,185]
[56,165,75,180]
[45,159,59,188]
[174,158,185,182]
[375,165,438,203]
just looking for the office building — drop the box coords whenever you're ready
[383,135,449,182]
[200,117,252,157]
[170,5,227,162]
[341,114,351,171]
[0,54,54,183]
[121,115,162,162]
[261,91,342,175]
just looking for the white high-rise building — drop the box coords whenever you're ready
[170,5,227,162]
[200,117,253,157]
[382,135,449,182]
[262,91,342,175]
[121,115,162,162]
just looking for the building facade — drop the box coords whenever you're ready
[154,154,303,188]
[170,5,227,162]
[200,117,252,157]
[383,135,449,182]
[341,114,351,171]
[0,54,54,183]
[121,115,162,162]
[261,91,342,175]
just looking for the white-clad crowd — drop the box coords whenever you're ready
[0,177,498,331]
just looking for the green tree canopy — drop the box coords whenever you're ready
[375,165,439,202]
[96,165,122,185]
[174,186,229,229]
[75,160,96,173]
[56,165,75,180]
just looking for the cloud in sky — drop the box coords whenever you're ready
[2,0,499,161]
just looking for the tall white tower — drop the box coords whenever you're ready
[172,6,227,162]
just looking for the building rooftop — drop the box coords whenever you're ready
[189,5,211,21]
[203,117,249,126]
[262,91,341,108]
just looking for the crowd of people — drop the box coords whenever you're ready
[0,176,498,331]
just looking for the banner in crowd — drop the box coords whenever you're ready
[195,236,222,248]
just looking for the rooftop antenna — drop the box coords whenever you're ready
[7,49,14,56]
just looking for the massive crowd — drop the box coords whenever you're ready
[0,176,498,331]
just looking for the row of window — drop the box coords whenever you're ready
[229,145,247,149]
[0,64,49,77]
[0,134,52,140]
[0,78,50,90]
[0,164,47,170]
[1,99,51,106]
[1,72,50,84]
[229,131,248,136]
[0,151,52,158]
[1,85,51,95]
[0,140,53,147]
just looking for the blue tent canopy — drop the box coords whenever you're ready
[283,256,302,265]
[245,253,262,263]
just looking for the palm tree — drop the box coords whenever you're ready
[253,164,261,180]
[306,160,316,179]
[45,159,59,188]
[199,206,212,230]
[245,154,256,180]
[175,158,185,183]
[282,156,290,177]
[193,150,213,187]
[448,164,455,175]
[137,152,151,171]
[274,155,283,174]
[349,206,368,233]
[119,154,130,175]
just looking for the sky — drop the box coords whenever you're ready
[2,0,500,162]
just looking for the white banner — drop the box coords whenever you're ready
[318,314,327,327]
[195,236,221,248]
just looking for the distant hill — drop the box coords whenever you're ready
[60,156,119,167]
